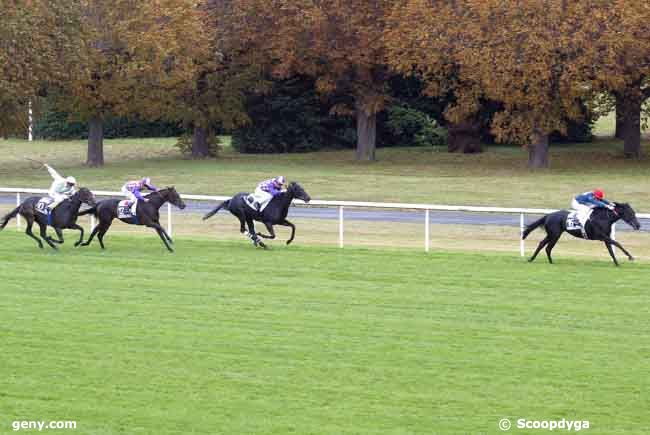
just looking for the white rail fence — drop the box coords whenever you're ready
[2,187,646,255]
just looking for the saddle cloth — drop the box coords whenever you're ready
[245,193,271,212]
[35,197,54,215]
[117,200,135,219]
[566,209,593,232]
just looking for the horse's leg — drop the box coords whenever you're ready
[25,218,43,249]
[257,222,276,239]
[279,219,296,245]
[70,224,85,247]
[604,242,620,266]
[160,227,173,244]
[49,227,65,244]
[81,225,100,247]
[148,222,174,252]
[528,236,549,263]
[245,217,266,249]
[544,234,562,264]
[603,237,634,261]
[39,222,58,250]
[96,222,112,250]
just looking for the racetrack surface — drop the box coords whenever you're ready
[2,232,649,434]
[2,193,648,232]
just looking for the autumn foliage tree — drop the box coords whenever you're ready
[388,0,648,167]
[229,0,392,160]
[55,0,208,166]
[587,1,650,158]
[0,0,84,137]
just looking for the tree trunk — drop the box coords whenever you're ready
[614,93,626,139]
[528,130,549,168]
[447,119,483,153]
[192,126,210,158]
[355,103,376,161]
[621,94,642,159]
[87,117,104,167]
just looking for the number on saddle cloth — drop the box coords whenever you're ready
[117,200,135,219]
[566,211,582,231]
[245,193,270,212]
[35,197,55,225]
[36,197,54,215]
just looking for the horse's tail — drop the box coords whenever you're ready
[0,206,20,231]
[77,206,97,217]
[522,216,547,240]
[203,200,229,220]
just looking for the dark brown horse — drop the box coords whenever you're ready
[78,187,185,252]
[0,188,96,249]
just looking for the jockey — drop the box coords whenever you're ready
[44,164,77,210]
[251,176,286,211]
[571,189,614,234]
[121,177,158,214]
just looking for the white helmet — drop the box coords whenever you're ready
[275,176,286,186]
[66,176,77,185]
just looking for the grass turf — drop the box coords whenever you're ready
[1,129,650,209]
[1,231,649,434]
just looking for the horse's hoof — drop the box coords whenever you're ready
[629,257,635,262]
[286,240,293,245]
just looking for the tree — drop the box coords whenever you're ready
[0,0,84,137]
[55,0,207,166]
[588,1,650,158]
[389,0,603,168]
[229,0,391,161]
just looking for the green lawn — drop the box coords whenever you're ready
[1,130,650,210]
[0,231,648,434]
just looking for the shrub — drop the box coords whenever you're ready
[174,133,221,157]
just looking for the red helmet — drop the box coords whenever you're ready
[593,189,604,200]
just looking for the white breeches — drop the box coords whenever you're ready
[571,200,593,226]
[121,186,139,213]
[252,187,273,207]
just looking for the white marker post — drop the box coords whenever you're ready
[425,209,430,252]
[28,101,33,141]
[338,206,344,248]
[520,213,525,257]
[16,192,21,229]
[167,203,173,237]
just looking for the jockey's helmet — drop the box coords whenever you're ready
[594,189,604,200]
[66,176,77,186]
[275,176,286,186]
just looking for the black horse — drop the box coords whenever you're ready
[523,203,641,266]
[0,188,96,249]
[203,181,311,248]
[78,187,186,252]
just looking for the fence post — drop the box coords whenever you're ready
[90,214,95,231]
[338,206,344,248]
[16,192,21,229]
[167,203,173,237]
[520,213,525,257]
[425,209,430,252]
[611,223,616,255]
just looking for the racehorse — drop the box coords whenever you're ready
[202,181,311,248]
[78,187,185,252]
[523,202,641,266]
[0,188,96,249]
